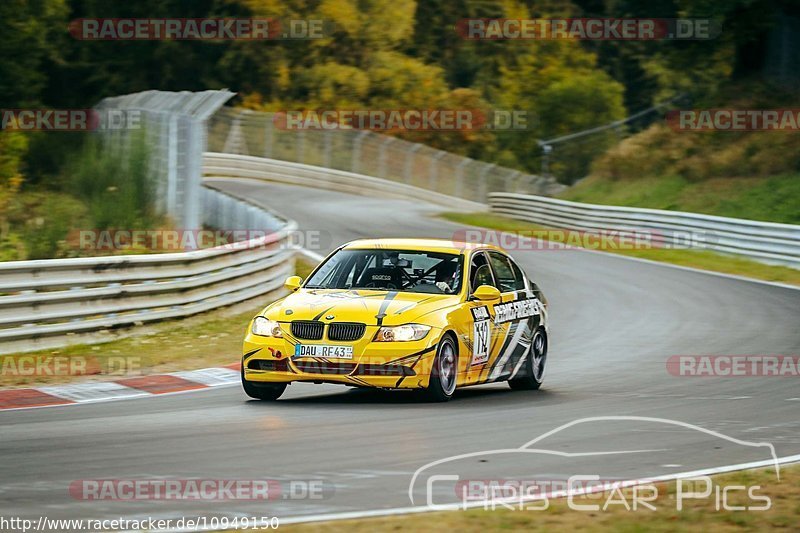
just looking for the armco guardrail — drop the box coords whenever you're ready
[202,152,487,212]
[0,187,296,355]
[490,192,800,268]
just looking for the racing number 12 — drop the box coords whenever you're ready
[471,306,490,365]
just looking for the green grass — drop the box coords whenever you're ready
[559,173,800,225]
[277,465,799,532]
[440,212,800,286]
[0,258,316,388]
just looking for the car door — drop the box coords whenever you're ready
[479,251,541,383]
[462,250,507,385]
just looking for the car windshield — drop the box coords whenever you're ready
[304,249,464,294]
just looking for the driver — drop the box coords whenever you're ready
[435,260,458,294]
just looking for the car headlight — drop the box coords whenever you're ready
[374,324,431,342]
[252,316,283,338]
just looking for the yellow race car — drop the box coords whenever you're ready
[241,238,549,402]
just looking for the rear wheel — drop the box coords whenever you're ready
[241,364,287,400]
[509,329,547,390]
[423,335,458,402]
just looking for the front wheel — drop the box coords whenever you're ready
[242,364,287,400]
[422,335,458,402]
[509,329,547,390]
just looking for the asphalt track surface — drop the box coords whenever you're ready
[1,178,799,526]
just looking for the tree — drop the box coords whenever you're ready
[0,0,68,108]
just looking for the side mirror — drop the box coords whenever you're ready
[471,284,501,301]
[284,275,303,292]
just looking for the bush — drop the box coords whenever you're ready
[5,192,90,260]
[65,130,161,230]
[1,130,166,261]
[591,123,800,182]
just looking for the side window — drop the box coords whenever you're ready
[488,252,524,292]
[469,252,495,292]
[507,257,527,291]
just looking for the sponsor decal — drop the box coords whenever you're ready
[471,306,491,366]
[493,298,540,324]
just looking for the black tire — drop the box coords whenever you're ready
[241,364,287,400]
[422,334,458,402]
[508,329,547,391]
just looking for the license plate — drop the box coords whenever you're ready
[294,344,354,359]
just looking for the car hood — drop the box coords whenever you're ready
[263,289,460,326]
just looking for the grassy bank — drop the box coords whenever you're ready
[279,464,798,532]
[560,173,800,225]
[558,122,800,225]
[440,212,800,286]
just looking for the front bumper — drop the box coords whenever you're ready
[242,327,442,389]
